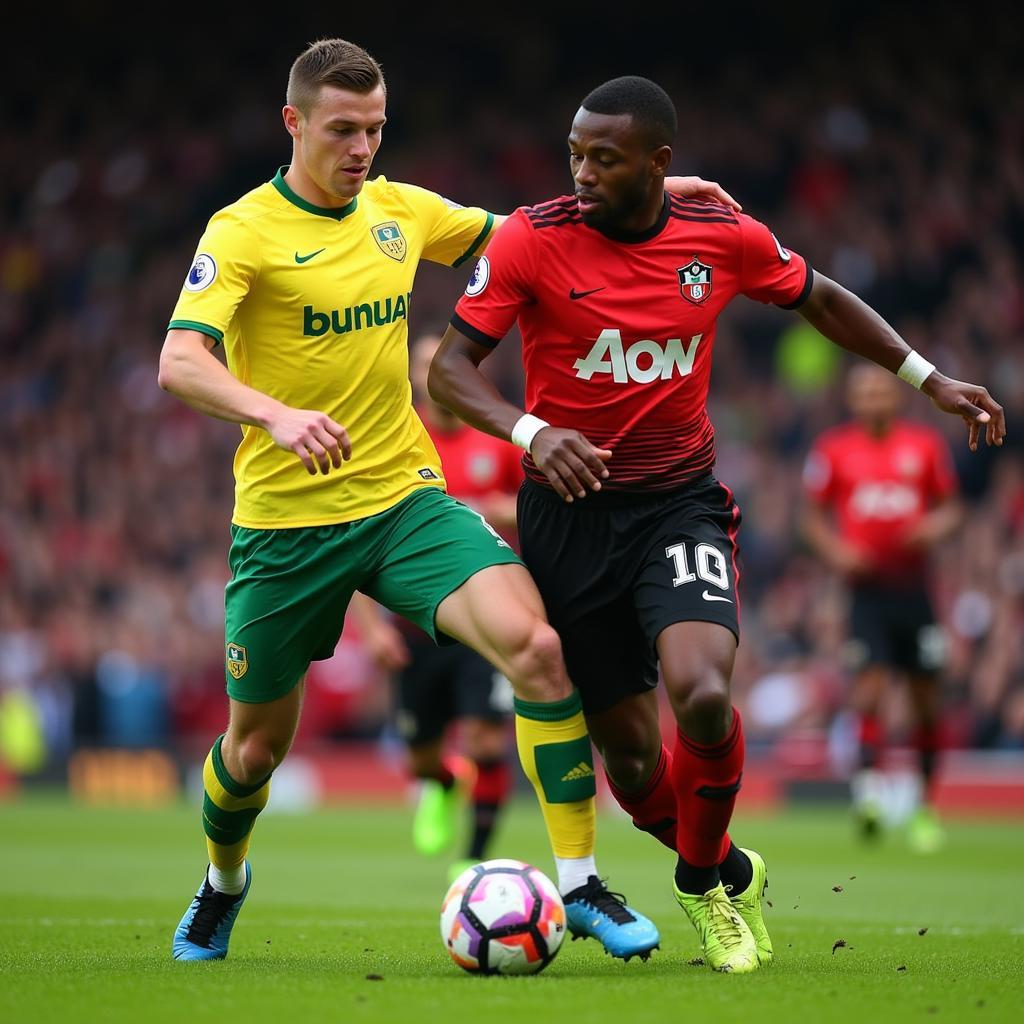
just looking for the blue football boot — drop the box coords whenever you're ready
[563,875,660,961]
[172,863,252,961]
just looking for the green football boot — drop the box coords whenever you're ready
[729,848,772,965]
[412,779,462,856]
[673,880,758,973]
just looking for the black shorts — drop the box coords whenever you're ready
[517,474,742,715]
[846,583,946,676]
[395,638,514,745]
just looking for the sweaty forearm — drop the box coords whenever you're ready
[799,276,911,372]
[158,339,282,429]
[428,349,525,444]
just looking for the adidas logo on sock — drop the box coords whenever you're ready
[561,761,596,782]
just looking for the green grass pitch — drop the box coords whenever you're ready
[2,795,1021,1023]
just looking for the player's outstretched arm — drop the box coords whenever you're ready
[797,274,1006,451]
[157,329,351,475]
[430,327,611,503]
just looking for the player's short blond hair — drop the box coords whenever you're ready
[287,39,385,116]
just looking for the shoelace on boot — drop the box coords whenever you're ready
[185,883,240,947]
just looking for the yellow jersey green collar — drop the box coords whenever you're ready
[271,166,359,221]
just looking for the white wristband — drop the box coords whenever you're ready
[896,350,936,390]
[510,413,550,452]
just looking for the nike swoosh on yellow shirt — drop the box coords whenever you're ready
[295,248,326,264]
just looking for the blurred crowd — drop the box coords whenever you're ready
[2,8,1023,773]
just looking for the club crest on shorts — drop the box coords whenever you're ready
[225,642,248,680]
[372,221,407,262]
[678,257,713,305]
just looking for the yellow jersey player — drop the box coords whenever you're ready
[161,38,739,963]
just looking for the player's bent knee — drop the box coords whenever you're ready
[505,622,569,702]
[602,747,661,793]
[228,732,287,785]
[669,671,732,739]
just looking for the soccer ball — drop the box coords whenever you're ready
[440,858,565,975]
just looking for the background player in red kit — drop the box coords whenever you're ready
[428,75,1004,973]
[803,365,963,851]
[353,334,521,880]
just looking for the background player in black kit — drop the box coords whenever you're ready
[429,76,1004,972]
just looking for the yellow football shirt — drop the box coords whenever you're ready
[168,167,494,528]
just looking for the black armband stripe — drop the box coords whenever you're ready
[450,312,501,349]
[778,264,815,310]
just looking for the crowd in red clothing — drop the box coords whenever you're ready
[1,9,1023,768]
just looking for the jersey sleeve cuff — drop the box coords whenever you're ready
[167,319,224,345]
[777,264,814,310]
[450,311,501,349]
[452,212,495,268]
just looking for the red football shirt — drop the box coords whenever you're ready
[803,420,957,583]
[425,409,523,534]
[453,193,812,491]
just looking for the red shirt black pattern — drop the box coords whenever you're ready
[803,420,957,584]
[453,194,812,491]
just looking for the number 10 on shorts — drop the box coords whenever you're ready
[665,542,729,590]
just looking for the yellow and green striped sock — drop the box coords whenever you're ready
[202,734,271,872]
[514,692,596,858]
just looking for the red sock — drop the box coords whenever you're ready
[472,758,510,806]
[605,746,678,851]
[672,708,744,867]
[858,714,884,769]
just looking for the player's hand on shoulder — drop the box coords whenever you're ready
[529,427,612,503]
[264,404,352,475]
[921,372,1005,451]
[664,175,741,213]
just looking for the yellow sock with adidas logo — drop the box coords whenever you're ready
[514,692,596,858]
[202,734,271,872]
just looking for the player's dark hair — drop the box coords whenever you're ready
[287,39,385,115]
[580,76,677,148]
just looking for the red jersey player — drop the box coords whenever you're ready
[429,76,1003,972]
[803,365,963,851]
[354,334,522,880]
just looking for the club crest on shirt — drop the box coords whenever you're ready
[677,257,713,305]
[372,221,407,262]
[225,642,248,680]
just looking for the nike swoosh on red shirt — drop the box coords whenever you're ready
[569,286,606,300]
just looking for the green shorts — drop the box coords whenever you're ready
[222,486,522,703]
